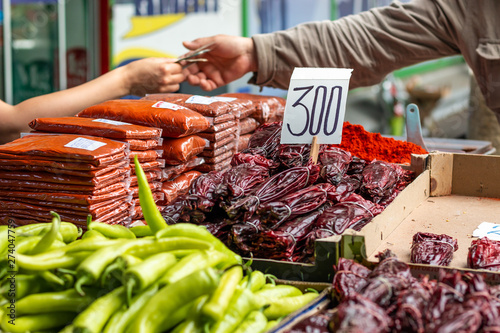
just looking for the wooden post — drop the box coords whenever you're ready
[311,136,320,164]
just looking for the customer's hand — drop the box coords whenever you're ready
[182,35,257,91]
[123,57,186,96]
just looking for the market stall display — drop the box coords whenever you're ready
[27,116,168,225]
[0,134,133,226]
[273,254,500,333]
[161,121,418,263]
[0,157,320,333]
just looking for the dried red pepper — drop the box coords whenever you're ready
[467,237,500,271]
[410,232,458,266]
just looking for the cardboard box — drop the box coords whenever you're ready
[341,152,500,282]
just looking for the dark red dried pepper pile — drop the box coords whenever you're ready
[161,121,416,262]
[284,252,500,333]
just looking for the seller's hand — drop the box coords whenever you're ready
[123,57,186,96]
[182,35,257,91]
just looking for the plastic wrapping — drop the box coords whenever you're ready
[130,169,162,186]
[0,178,129,194]
[77,99,209,138]
[0,134,128,164]
[158,170,202,205]
[0,200,133,224]
[200,142,236,158]
[204,113,236,125]
[202,151,234,164]
[160,135,206,165]
[0,157,127,171]
[195,157,232,173]
[197,126,238,142]
[29,116,163,139]
[0,167,130,186]
[219,93,286,124]
[0,160,129,177]
[239,117,260,135]
[161,157,205,180]
[204,120,238,133]
[130,181,163,198]
[205,134,236,150]
[238,133,252,152]
[124,138,162,151]
[141,93,253,117]
[129,150,162,162]
[0,188,130,205]
[130,160,166,174]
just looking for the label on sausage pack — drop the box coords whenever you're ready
[151,101,186,110]
[185,95,229,105]
[64,137,107,151]
[93,118,132,126]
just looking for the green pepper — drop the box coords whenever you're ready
[170,295,209,333]
[244,270,267,292]
[158,249,232,286]
[134,154,167,234]
[156,223,241,264]
[202,265,243,322]
[13,221,81,244]
[254,284,303,300]
[74,237,211,294]
[128,267,220,333]
[74,240,136,295]
[0,274,51,300]
[263,292,319,320]
[129,225,153,237]
[72,286,126,333]
[81,229,107,240]
[0,236,66,260]
[125,236,213,259]
[232,310,268,333]
[123,252,177,306]
[100,254,143,287]
[210,285,262,333]
[16,288,98,315]
[87,218,136,239]
[103,284,158,333]
[0,311,76,333]
[16,250,93,272]
[30,211,61,255]
[264,319,280,331]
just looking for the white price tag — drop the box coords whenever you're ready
[151,101,186,110]
[281,67,352,144]
[92,118,132,126]
[64,137,106,151]
[472,222,500,241]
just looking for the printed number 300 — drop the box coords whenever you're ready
[287,85,343,137]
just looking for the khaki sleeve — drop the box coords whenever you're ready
[249,0,463,90]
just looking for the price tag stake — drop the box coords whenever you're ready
[311,136,320,164]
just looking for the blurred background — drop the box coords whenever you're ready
[0,0,475,141]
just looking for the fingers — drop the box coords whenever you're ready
[182,37,214,51]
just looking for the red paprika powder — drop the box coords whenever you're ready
[332,122,427,164]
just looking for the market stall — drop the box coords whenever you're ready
[1,91,500,333]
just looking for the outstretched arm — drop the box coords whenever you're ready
[0,57,185,144]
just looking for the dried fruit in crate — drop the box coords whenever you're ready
[410,232,458,266]
[467,237,500,271]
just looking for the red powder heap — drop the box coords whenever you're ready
[332,122,428,164]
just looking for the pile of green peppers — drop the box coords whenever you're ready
[0,156,319,333]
